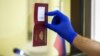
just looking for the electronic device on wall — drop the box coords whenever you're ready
[33,3,48,46]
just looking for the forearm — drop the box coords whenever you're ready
[73,34,100,56]
[45,11,100,56]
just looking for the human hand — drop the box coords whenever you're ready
[45,10,77,44]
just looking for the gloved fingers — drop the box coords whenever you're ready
[45,10,62,16]
[45,22,56,31]
[52,15,60,25]
[45,10,57,16]
[46,10,67,21]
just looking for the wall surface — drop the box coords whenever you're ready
[91,0,100,42]
[0,0,28,56]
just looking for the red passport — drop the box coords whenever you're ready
[33,3,48,46]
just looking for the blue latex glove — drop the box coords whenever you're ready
[45,10,77,44]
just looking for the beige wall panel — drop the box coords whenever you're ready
[0,0,28,56]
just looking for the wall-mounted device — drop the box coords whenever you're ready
[33,3,48,46]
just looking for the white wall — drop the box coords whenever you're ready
[91,0,100,42]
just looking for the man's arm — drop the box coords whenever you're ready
[73,34,100,56]
[45,11,100,56]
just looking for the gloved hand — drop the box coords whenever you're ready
[45,10,77,44]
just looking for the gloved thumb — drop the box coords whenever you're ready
[45,23,56,31]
